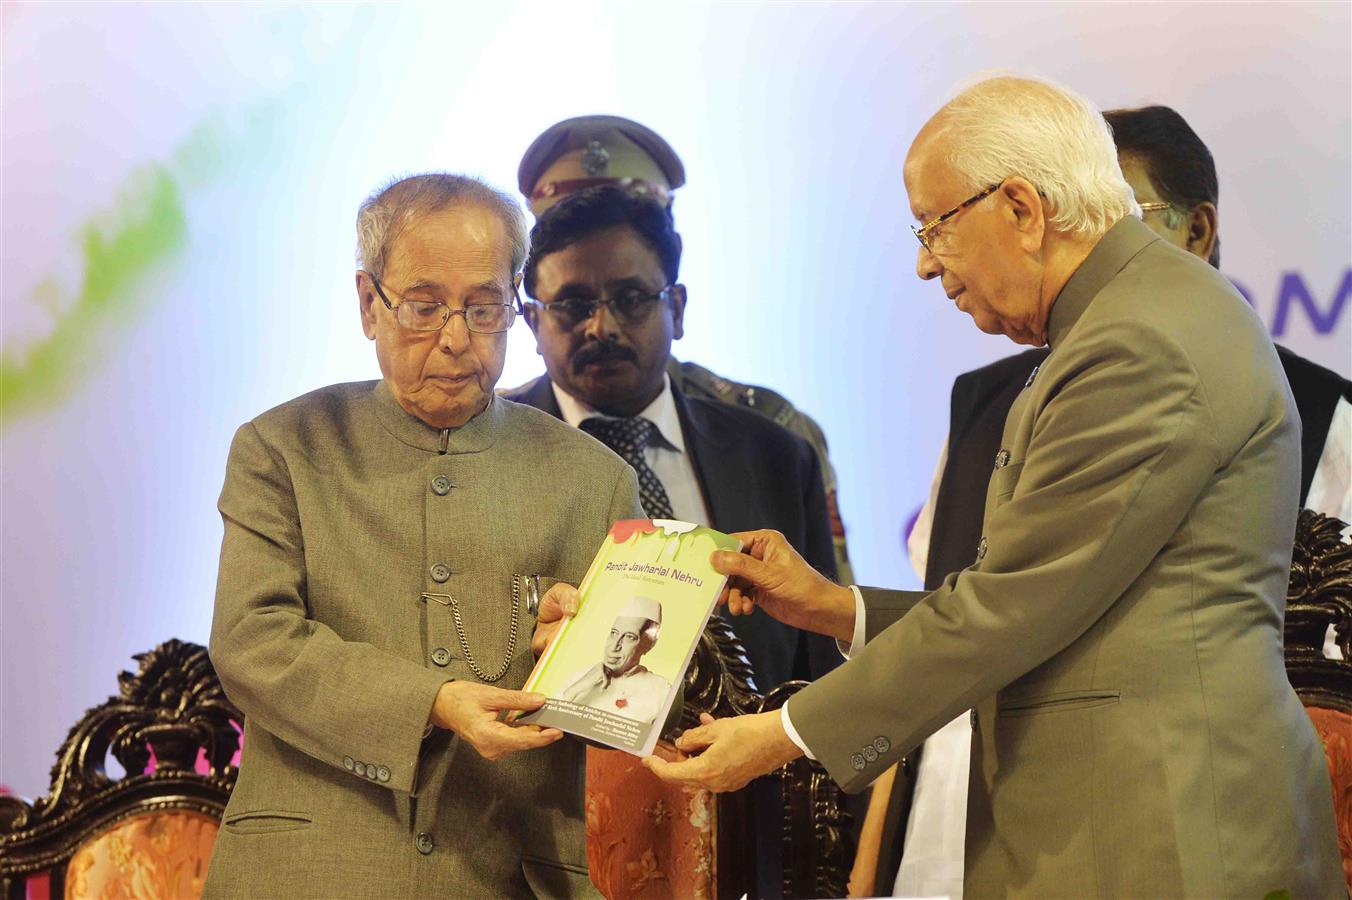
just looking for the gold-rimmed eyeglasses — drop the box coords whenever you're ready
[1137,201,1173,213]
[911,183,1001,252]
[369,274,521,334]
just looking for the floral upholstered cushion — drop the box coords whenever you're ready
[586,744,715,900]
[1306,705,1352,893]
[65,810,219,899]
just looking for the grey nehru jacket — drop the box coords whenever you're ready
[205,380,640,899]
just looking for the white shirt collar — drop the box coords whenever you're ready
[551,374,686,454]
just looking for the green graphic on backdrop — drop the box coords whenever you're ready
[0,116,248,431]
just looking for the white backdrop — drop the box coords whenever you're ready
[3,1,1348,798]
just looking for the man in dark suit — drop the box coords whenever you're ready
[857,104,1352,898]
[505,184,841,691]
[509,185,844,899]
[517,114,856,585]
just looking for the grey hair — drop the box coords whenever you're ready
[356,173,529,279]
[937,74,1140,238]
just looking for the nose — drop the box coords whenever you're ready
[582,301,623,342]
[437,310,472,353]
[916,243,942,281]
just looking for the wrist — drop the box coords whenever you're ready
[827,583,857,644]
[430,680,459,731]
[769,711,805,768]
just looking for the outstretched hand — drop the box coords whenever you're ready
[429,681,562,761]
[713,530,857,643]
[643,711,803,793]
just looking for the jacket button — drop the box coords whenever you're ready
[851,753,866,771]
[431,475,452,496]
[431,647,451,667]
[416,832,435,855]
[863,745,879,763]
[873,736,890,754]
[343,756,354,771]
[976,537,988,561]
[994,449,1011,469]
[377,765,391,783]
[430,563,451,583]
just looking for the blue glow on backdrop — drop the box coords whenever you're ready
[3,1,1348,797]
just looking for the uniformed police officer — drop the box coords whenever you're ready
[514,114,854,584]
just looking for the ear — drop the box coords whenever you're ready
[1186,202,1218,263]
[669,284,687,341]
[1001,176,1046,251]
[357,271,378,341]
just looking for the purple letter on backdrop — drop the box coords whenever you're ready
[1271,268,1351,336]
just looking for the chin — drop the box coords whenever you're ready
[573,375,642,409]
[408,388,488,429]
[967,312,1005,337]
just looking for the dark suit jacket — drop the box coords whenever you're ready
[504,375,842,689]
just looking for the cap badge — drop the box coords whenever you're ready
[581,140,610,176]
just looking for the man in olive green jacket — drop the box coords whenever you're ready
[205,174,640,898]
[647,76,1343,897]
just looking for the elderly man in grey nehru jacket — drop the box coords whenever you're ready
[647,74,1343,898]
[205,173,639,899]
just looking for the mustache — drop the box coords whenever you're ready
[572,342,637,373]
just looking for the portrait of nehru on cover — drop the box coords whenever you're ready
[560,596,671,725]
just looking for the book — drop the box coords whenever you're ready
[516,519,741,757]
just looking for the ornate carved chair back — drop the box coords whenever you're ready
[583,618,854,899]
[0,640,242,900]
[1284,509,1352,893]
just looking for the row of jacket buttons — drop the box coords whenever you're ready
[343,756,390,783]
[850,735,891,771]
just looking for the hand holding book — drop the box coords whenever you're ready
[714,528,857,644]
[530,582,581,658]
[516,520,739,756]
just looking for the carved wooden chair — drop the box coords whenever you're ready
[0,640,242,899]
[1284,509,1352,893]
[585,619,854,899]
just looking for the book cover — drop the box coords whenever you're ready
[516,519,741,757]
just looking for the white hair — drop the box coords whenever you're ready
[356,173,529,278]
[936,73,1140,238]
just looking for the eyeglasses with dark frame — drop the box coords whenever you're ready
[523,285,681,328]
[911,182,1001,253]
[368,273,521,334]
